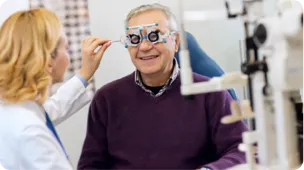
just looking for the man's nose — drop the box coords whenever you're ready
[139,37,153,51]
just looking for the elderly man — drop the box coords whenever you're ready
[78,3,248,170]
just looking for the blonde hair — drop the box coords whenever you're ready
[0,8,62,105]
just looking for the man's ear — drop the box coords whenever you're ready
[174,32,180,53]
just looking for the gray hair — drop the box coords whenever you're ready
[124,3,179,32]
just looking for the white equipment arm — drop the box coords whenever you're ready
[178,0,303,170]
[181,72,248,95]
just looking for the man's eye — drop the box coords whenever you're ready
[148,32,159,42]
[129,34,140,44]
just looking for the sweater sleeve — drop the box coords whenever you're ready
[77,94,110,169]
[202,91,248,170]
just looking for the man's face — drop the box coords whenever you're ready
[127,10,179,75]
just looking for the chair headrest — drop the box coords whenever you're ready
[174,32,225,78]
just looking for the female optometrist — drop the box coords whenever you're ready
[0,8,111,170]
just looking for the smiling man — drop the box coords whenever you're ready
[78,3,248,170]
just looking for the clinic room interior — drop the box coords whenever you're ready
[0,0,303,170]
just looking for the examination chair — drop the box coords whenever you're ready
[174,32,238,100]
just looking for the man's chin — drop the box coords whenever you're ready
[138,68,161,76]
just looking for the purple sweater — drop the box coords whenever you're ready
[78,72,248,169]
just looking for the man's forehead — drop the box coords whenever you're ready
[126,19,169,33]
[128,17,168,26]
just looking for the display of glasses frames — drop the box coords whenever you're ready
[29,0,96,95]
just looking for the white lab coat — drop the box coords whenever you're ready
[0,76,91,170]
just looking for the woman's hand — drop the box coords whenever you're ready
[78,36,111,81]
